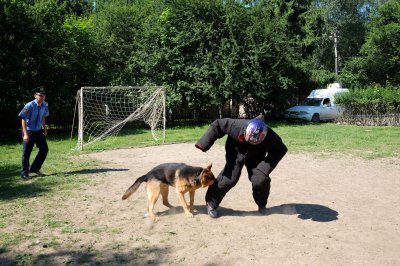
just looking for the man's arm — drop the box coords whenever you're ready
[19,103,32,142]
[195,118,233,152]
[256,130,288,175]
[42,117,47,136]
[22,119,29,143]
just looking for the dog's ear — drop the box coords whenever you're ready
[200,163,215,187]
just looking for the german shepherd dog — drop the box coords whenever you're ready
[122,163,215,221]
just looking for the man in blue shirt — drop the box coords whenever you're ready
[18,87,49,179]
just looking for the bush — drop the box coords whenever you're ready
[335,85,400,126]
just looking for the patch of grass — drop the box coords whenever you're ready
[271,122,400,158]
[91,227,107,234]
[79,124,213,152]
[131,236,149,243]
[80,122,400,158]
[61,225,89,234]
[77,253,95,264]
[40,236,61,248]
[111,242,124,250]
[86,240,97,252]
[15,253,33,265]
[0,232,33,247]
[111,228,123,234]
[43,213,70,229]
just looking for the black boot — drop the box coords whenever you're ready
[207,203,218,218]
[258,206,269,215]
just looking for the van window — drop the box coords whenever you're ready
[323,98,331,106]
[299,98,322,106]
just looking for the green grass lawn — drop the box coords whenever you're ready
[274,122,400,158]
[0,122,399,257]
[78,122,400,158]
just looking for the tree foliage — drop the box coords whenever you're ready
[342,0,400,87]
[0,0,398,129]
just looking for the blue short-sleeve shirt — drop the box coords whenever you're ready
[18,100,49,132]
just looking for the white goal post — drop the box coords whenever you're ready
[73,86,166,150]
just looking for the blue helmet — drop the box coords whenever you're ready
[245,119,268,145]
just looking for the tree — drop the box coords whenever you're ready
[306,0,374,86]
[342,0,400,86]
[0,0,70,126]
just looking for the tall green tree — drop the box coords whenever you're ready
[0,0,67,125]
[342,0,400,86]
[233,0,316,115]
[142,0,230,119]
[307,0,375,85]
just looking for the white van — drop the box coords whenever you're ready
[284,83,349,122]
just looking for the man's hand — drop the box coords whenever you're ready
[23,133,29,143]
[43,129,47,137]
[195,144,205,152]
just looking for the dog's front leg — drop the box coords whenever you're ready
[177,191,193,218]
[189,191,195,213]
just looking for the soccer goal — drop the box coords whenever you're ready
[73,86,166,150]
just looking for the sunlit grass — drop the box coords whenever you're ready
[273,122,400,158]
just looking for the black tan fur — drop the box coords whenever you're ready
[122,163,215,221]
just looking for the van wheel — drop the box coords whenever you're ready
[311,113,320,123]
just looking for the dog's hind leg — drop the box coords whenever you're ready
[146,181,161,221]
[160,183,173,208]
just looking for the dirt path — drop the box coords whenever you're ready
[4,143,400,265]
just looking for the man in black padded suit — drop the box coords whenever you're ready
[195,117,287,218]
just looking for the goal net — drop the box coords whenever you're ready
[74,86,166,150]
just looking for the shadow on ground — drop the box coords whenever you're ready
[216,203,338,222]
[0,246,170,266]
[64,168,129,175]
[0,163,51,201]
[0,164,128,201]
[156,203,339,222]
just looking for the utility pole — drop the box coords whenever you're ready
[330,30,339,80]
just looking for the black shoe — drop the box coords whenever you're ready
[258,206,269,215]
[33,170,46,177]
[207,204,218,218]
[21,174,31,180]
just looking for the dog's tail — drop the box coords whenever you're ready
[122,175,147,200]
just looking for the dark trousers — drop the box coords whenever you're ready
[205,144,271,209]
[21,130,48,176]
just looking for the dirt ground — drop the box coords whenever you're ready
[3,143,400,265]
